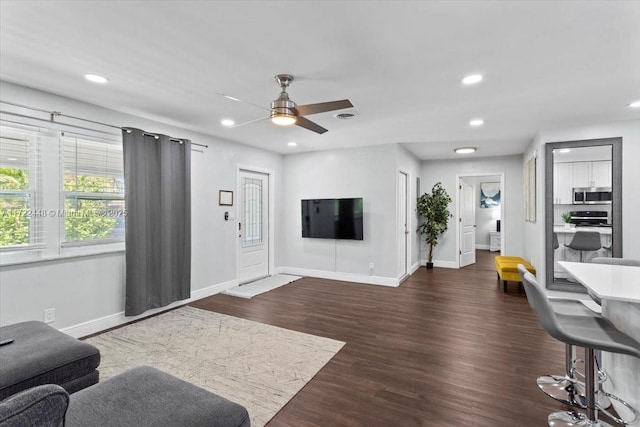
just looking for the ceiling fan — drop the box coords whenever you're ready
[220,74,353,134]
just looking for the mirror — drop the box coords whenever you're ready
[545,137,622,291]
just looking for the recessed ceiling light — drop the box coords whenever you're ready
[454,147,477,154]
[220,119,235,127]
[84,74,109,84]
[287,141,297,147]
[469,119,485,126]
[629,100,640,108]
[462,74,483,85]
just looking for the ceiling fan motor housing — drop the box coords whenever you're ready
[270,97,296,117]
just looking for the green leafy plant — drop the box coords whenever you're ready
[417,182,453,267]
[561,211,572,224]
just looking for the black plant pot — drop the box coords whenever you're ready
[426,262,434,269]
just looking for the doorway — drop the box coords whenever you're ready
[398,171,409,280]
[456,173,505,268]
[237,168,272,284]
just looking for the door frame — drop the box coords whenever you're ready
[455,172,505,268]
[236,164,275,283]
[398,170,410,281]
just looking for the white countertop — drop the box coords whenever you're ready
[558,261,640,303]
[553,226,612,235]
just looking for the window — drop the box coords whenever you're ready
[62,134,125,246]
[0,125,43,251]
[0,121,125,264]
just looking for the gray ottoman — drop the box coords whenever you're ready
[66,366,250,427]
[0,321,100,400]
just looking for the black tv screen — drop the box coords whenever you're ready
[301,198,363,240]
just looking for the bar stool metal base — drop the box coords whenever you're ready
[538,375,583,407]
[537,375,612,410]
[548,411,613,427]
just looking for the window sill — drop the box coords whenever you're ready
[0,247,125,268]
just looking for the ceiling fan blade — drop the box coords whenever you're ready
[294,99,353,116]
[228,116,270,128]
[295,116,328,134]
[216,93,271,112]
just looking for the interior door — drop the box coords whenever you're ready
[460,179,476,267]
[398,171,408,279]
[238,170,269,284]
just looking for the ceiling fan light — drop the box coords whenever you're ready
[271,113,297,126]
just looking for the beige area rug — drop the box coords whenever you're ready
[85,306,345,426]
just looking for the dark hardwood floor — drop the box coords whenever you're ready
[191,251,571,426]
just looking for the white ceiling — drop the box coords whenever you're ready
[1,1,639,160]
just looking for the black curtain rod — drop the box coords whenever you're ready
[0,100,209,148]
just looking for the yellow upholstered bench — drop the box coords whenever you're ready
[494,256,536,293]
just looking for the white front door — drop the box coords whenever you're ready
[460,179,476,267]
[398,171,409,279]
[238,170,269,284]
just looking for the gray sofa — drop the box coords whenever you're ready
[0,321,100,400]
[0,366,250,427]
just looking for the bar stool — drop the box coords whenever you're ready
[537,300,601,409]
[518,265,640,426]
[564,231,602,262]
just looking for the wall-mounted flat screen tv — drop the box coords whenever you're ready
[301,198,363,240]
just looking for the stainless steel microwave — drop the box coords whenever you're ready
[572,187,612,204]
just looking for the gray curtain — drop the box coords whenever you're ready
[122,128,191,316]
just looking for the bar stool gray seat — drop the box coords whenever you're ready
[518,264,640,426]
[565,231,602,262]
[588,258,640,305]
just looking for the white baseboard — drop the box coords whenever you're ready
[419,259,458,269]
[409,261,421,275]
[276,266,399,287]
[61,279,237,338]
[475,244,490,250]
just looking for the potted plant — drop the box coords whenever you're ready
[417,182,453,269]
[561,211,572,229]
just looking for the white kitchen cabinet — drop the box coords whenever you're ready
[572,161,611,188]
[572,162,591,188]
[554,162,573,204]
[591,161,611,187]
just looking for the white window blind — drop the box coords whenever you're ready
[0,124,44,251]
[61,133,125,246]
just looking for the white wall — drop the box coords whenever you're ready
[421,155,524,265]
[523,119,640,286]
[0,81,284,334]
[279,144,399,284]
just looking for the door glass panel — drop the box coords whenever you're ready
[242,177,262,246]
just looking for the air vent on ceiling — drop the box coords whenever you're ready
[334,111,357,120]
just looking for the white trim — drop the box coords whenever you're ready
[398,169,411,281]
[410,261,421,275]
[276,266,399,287]
[60,279,237,338]
[475,244,491,250]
